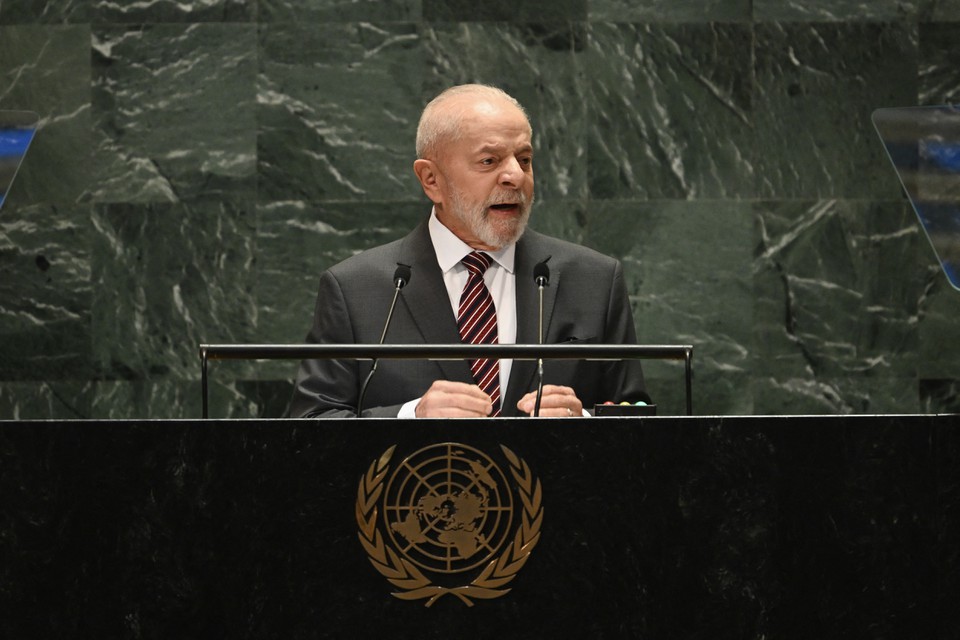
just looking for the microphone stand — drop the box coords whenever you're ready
[533,259,550,417]
[533,289,544,417]
[357,264,410,417]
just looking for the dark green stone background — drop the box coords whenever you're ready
[1,0,959,418]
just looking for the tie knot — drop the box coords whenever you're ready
[462,251,492,277]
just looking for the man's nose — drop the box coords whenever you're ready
[498,157,525,188]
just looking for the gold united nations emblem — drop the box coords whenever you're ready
[355,443,543,607]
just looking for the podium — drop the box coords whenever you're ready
[2,414,959,638]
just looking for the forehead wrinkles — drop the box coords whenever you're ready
[449,97,530,140]
[460,114,532,152]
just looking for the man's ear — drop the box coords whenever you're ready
[413,159,443,204]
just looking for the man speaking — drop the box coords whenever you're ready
[289,84,650,418]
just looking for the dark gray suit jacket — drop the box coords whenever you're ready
[289,217,650,417]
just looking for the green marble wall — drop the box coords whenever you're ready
[1,0,959,418]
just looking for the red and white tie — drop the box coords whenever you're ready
[457,251,501,416]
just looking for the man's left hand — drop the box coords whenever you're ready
[516,385,583,417]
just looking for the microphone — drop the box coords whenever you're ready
[534,261,549,288]
[532,257,550,417]
[357,263,411,417]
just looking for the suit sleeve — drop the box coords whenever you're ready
[287,270,408,418]
[602,260,653,405]
[287,270,357,418]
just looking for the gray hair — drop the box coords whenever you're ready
[415,84,530,159]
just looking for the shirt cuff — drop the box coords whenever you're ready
[398,398,420,418]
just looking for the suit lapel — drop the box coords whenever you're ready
[504,231,558,412]
[395,219,474,384]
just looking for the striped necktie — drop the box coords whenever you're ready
[457,251,501,416]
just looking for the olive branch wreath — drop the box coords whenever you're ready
[355,444,543,607]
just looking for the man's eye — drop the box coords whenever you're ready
[480,158,495,165]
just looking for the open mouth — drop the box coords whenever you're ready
[489,203,519,213]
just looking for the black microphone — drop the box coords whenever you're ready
[532,257,550,417]
[534,261,549,288]
[357,263,411,417]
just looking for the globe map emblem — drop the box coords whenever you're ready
[383,443,514,574]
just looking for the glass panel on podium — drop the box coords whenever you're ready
[0,110,38,211]
[873,105,960,290]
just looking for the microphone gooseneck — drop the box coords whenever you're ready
[532,258,550,417]
[357,263,411,417]
[380,264,410,342]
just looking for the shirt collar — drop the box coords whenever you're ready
[428,208,516,275]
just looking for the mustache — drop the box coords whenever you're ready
[485,191,531,206]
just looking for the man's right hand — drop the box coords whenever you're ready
[415,380,494,418]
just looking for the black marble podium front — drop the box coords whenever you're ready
[2,415,958,639]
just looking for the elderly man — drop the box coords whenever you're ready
[289,84,650,418]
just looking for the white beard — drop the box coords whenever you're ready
[448,187,534,250]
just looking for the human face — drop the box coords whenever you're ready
[433,99,535,251]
